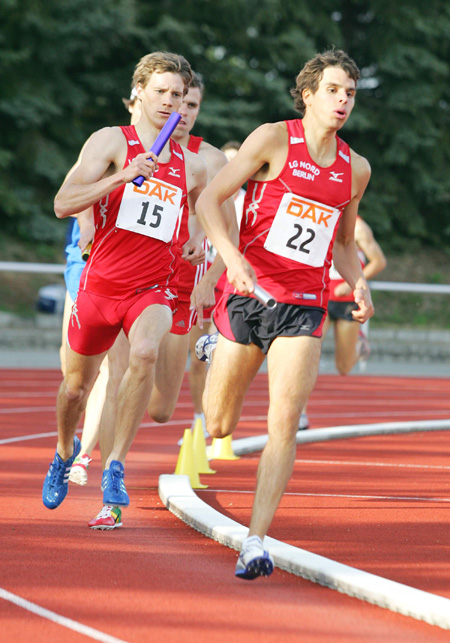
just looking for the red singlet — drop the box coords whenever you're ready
[80,125,188,298]
[223,119,352,309]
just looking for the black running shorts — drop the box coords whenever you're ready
[214,293,326,354]
[327,300,359,322]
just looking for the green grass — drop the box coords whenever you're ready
[370,291,450,329]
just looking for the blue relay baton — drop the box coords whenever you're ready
[132,112,182,187]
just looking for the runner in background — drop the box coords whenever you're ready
[221,141,246,226]
[298,216,386,431]
[146,73,238,442]
[325,215,386,374]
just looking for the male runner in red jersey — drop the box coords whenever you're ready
[195,49,374,579]
[145,73,237,433]
[85,73,237,529]
[42,51,207,513]
[325,215,386,374]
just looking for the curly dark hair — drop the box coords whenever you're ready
[290,48,360,116]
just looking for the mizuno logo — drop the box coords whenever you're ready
[329,172,344,183]
[172,150,183,160]
[168,167,181,177]
[128,140,140,146]
[290,137,304,144]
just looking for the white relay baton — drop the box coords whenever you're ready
[253,284,277,310]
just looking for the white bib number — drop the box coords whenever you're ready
[264,192,340,267]
[116,177,183,243]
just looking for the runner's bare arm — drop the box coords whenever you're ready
[54,128,158,218]
[182,214,206,265]
[183,151,208,264]
[76,208,95,254]
[333,217,386,297]
[333,153,373,322]
[190,194,239,325]
[196,123,283,294]
[355,217,387,280]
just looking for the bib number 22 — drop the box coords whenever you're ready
[286,224,315,254]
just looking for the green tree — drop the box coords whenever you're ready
[0,0,138,243]
[1,0,449,254]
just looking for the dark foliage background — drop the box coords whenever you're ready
[1,0,449,252]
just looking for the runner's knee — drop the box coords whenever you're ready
[129,339,159,372]
[335,356,354,375]
[62,376,91,405]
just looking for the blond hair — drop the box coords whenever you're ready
[132,51,192,95]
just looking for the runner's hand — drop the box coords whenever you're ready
[190,278,216,329]
[123,152,158,183]
[352,286,374,323]
[182,240,205,266]
[226,254,256,296]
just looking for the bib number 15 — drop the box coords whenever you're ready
[137,202,163,229]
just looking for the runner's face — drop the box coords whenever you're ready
[176,87,202,136]
[137,71,185,128]
[304,66,356,129]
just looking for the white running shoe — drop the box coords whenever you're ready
[69,453,92,486]
[177,417,210,446]
[195,332,218,363]
[298,413,310,431]
[356,330,371,361]
[235,535,274,580]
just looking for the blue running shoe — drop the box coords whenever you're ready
[102,460,129,507]
[42,435,81,509]
[235,535,274,580]
[101,469,108,492]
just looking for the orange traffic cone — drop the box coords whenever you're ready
[209,435,240,461]
[174,428,208,489]
[192,418,216,474]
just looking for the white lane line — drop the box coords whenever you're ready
[159,475,450,630]
[200,488,450,503]
[0,392,55,398]
[0,431,59,445]
[0,381,61,387]
[295,458,450,470]
[0,419,192,445]
[0,587,131,643]
[0,406,55,414]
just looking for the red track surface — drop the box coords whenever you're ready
[1,368,450,642]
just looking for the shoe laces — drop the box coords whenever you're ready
[74,454,91,466]
[110,467,125,493]
[96,505,113,519]
[241,536,264,557]
[48,458,68,487]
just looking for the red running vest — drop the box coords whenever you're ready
[80,124,188,298]
[226,119,352,308]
